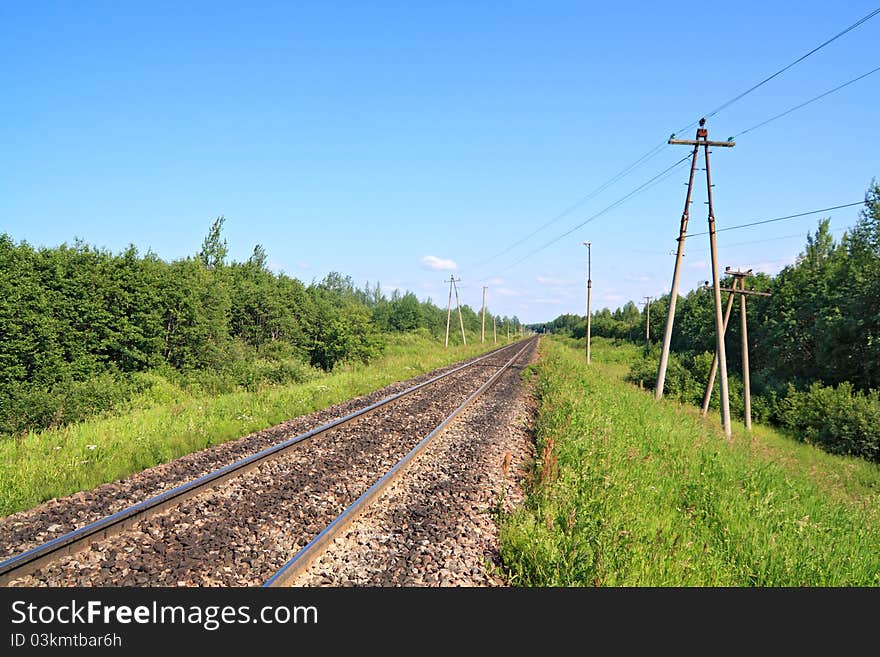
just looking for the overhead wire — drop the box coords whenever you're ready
[688,226,849,252]
[674,5,880,135]
[500,154,693,271]
[483,6,879,274]
[474,140,670,269]
[685,201,864,236]
[732,65,880,138]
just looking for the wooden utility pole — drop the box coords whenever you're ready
[444,276,464,347]
[656,134,700,400]
[737,281,771,430]
[700,277,739,417]
[481,286,487,343]
[453,277,466,346]
[643,296,652,353]
[700,269,771,431]
[739,273,752,431]
[659,118,735,439]
[584,241,592,364]
[445,276,454,347]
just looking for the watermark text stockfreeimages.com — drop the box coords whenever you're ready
[10,599,317,632]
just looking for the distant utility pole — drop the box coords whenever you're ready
[658,118,735,439]
[700,277,740,418]
[583,241,592,364]
[481,286,488,343]
[453,277,466,346]
[444,276,466,347]
[701,268,771,431]
[642,296,652,353]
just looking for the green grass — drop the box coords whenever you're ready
[498,335,880,586]
[0,332,508,518]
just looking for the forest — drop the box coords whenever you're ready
[530,181,880,463]
[0,217,521,436]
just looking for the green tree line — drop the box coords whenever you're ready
[0,217,514,435]
[532,180,880,462]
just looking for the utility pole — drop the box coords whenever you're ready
[445,276,454,347]
[701,269,771,431]
[738,271,752,432]
[643,296,652,353]
[656,133,700,400]
[583,241,592,364]
[481,286,487,343]
[444,276,464,347]
[452,276,466,346]
[700,276,739,417]
[659,118,735,439]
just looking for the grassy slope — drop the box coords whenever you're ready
[499,335,880,586]
[0,333,507,518]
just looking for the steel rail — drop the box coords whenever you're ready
[263,336,536,587]
[0,338,528,586]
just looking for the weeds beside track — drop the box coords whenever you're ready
[498,336,880,586]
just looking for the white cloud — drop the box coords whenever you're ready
[599,293,625,303]
[420,255,458,271]
[624,273,651,282]
[494,287,521,297]
[297,261,310,270]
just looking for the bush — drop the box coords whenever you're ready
[626,348,701,403]
[173,356,316,395]
[0,371,148,435]
[780,382,880,462]
[0,354,319,435]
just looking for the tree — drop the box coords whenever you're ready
[198,216,228,270]
[248,243,268,271]
[388,292,421,331]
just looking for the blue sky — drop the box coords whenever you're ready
[1,1,878,324]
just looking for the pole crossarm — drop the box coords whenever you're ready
[668,138,735,147]
[703,284,772,297]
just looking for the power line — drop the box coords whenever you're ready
[686,201,864,237]
[733,65,880,138]
[501,154,692,271]
[674,6,880,134]
[633,225,849,256]
[479,7,879,274]
[475,140,669,269]
[689,226,849,252]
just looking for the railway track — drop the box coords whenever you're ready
[0,337,537,586]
